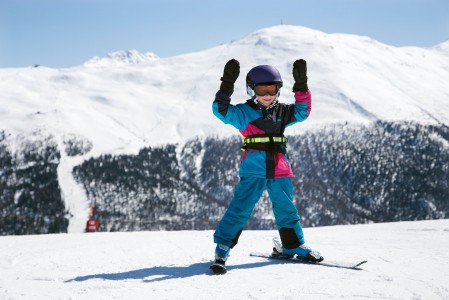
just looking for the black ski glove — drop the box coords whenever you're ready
[220,59,240,92]
[292,59,308,92]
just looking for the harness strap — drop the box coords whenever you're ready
[241,135,288,153]
[243,136,287,144]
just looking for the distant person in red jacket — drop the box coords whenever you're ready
[86,217,99,232]
[85,204,99,232]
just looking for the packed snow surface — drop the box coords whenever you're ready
[1,219,449,299]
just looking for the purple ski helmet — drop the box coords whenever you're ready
[246,65,283,97]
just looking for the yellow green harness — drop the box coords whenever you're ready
[241,135,288,153]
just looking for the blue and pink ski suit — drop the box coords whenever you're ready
[212,88,312,249]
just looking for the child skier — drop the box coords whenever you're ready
[210,58,323,274]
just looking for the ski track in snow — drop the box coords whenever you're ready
[1,219,449,299]
[57,154,90,233]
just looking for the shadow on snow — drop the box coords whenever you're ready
[65,260,279,283]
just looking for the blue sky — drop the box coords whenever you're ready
[1,0,448,68]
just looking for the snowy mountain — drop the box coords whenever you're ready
[1,25,448,153]
[83,50,160,67]
[1,25,449,235]
[1,219,449,299]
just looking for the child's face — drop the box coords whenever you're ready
[256,94,277,107]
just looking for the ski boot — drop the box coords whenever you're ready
[272,237,323,262]
[210,244,230,274]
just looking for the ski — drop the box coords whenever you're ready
[250,251,367,270]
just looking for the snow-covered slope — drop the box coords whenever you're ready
[1,25,448,156]
[1,219,448,299]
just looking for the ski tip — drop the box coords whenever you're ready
[354,260,368,268]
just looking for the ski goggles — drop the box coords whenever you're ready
[253,84,278,96]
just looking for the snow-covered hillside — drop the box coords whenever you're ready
[1,219,449,299]
[1,25,448,155]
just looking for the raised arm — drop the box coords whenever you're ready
[212,59,247,129]
[285,59,312,126]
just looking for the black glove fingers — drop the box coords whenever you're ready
[292,59,308,92]
[220,59,240,92]
[223,59,240,83]
[293,59,307,80]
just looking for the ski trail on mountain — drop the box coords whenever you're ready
[52,73,90,233]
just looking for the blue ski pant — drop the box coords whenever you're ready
[213,177,305,249]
